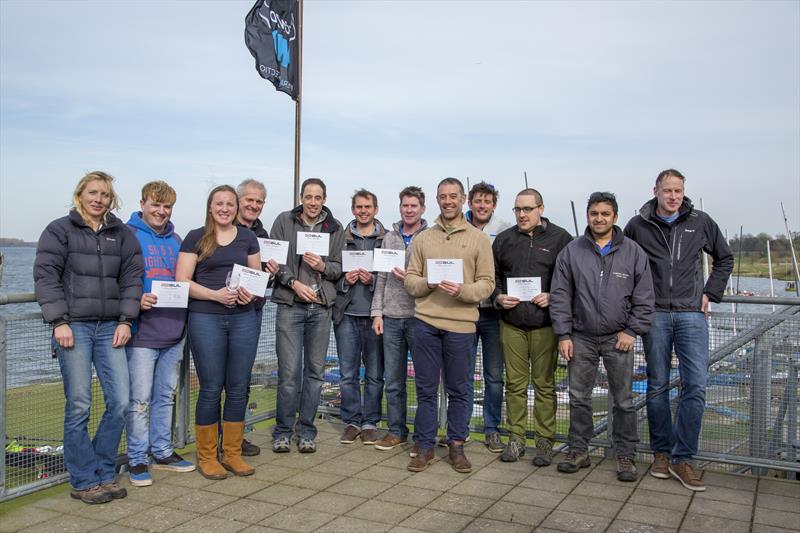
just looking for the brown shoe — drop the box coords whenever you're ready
[361,428,378,445]
[375,433,407,451]
[650,452,670,479]
[221,421,255,476]
[409,441,420,458]
[70,485,112,504]
[407,447,435,472]
[195,423,228,480]
[100,480,127,499]
[340,425,361,444]
[448,441,472,473]
[669,462,706,491]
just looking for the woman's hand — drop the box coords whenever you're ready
[54,324,74,348]
[215,287,239,306]
[237,286,255,305]
[113,324,131,348]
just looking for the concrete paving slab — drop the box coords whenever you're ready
[558,493,625,518]
[687,497,753,522]
[756,492,800,513]
[679,512,750,533]
[638,474,697,495]
[449,479,512,500]
[327,477,394,499]
[346,499,419,525]
[753,507,800,531]
[209,498,284,524]
[316,516,393,533]
[162,489,237,514]
[695,484,754,506]
[281,470,344,491]
[202,476,267,498]
[702,470,758,491]
[519,472,581,493]
[310,459,370,477]
[481,500,551,527]
[425,492,495,517]
[299,491,366,515]
[0,506,60,532]
[92,524,143,533]
[259,507,337,533]
[398,508,475,533]
[752,525,800,533]
[247,483,316,506]
[607,519,678,533]
[376,485,443,508]
[539,509,612,532]
[462,517,531,533]
[159,471,218,489]
[759,478,800,498]
[353,464,413,484]
[572,480,636,501]
[16,514,107,533]
[400,471,464,492]
[627,488,691,512]
[469,464,531,485]
[167,515,249,533]
[251,463,303,483]
[616,503,685,529]
[501,485,567,509]
[115,504,196,532]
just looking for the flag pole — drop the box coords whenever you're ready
[292,0,303,203]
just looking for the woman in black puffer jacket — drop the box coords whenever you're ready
[34,171,143,505]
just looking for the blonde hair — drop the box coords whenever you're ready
[72,171,121,226]
[141,180,177,204]
[197,185,238,262]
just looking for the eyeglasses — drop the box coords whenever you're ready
[512,205,541,215]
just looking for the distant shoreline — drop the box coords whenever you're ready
[0,239,36,247]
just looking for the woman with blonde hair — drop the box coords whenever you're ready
[176,185,262,479]
[34,171,143,504]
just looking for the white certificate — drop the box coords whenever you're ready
[232,264,270,297]
[507,277,541,301]
[342,250,373,271]
[373,248,405,272]
[151,281,189,308]
[258,238,290,264]
[296,232,330,256]
[426,259,464,284]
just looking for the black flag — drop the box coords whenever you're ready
[245,0,299,101]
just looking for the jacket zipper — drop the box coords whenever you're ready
[647,217,676,307]
[96,231,106,318]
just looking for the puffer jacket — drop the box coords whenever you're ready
[34,210,144,326]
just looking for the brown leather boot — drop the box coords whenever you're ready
[195,423,227,480]
[407,447,435,472]
[448,440,472,473]
[221,421,255,476]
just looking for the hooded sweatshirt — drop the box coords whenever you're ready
[127,212,186,348]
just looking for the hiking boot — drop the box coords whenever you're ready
[128,464,153,487]
[409,441,420,458]
[151,452,195,473]
[340,425,361,444]
[616,457,638,482]
[241,438,261,456]
[448,441,472,473]
[70,485,112,505]
[557,450,591,473]
[669,462,706,491]
[100,480,127,499]
[650,452,670,479]
[501,436,525,463]
[407,447,435,472]
[532,438,554,467]
[375,433,407,451]
[437,435,470,447]
[272,436,291,453]
[297,437,316,454]
[484,432,503,453]
[361,428,379,445]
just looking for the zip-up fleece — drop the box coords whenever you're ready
[35,210,144,326]
[550,226,654,340]
[624,197,733,312]
[371,219,428,319]
[492,218,573,330]
[332,219,385,324]
[269,205,344,307]
[405,213,495,334]
[127,212,186,349]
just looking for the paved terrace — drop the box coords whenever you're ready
[2,420,799,533]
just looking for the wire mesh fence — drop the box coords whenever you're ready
[2,304,798,501]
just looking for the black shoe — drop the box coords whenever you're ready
[241,438,261,456]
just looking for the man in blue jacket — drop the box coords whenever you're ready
[126,181,195,487]
[551,192,654,482]
[624,169,733,491]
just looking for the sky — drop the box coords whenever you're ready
[1,0,798,242]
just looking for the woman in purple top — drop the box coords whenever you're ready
[176,185,261,479]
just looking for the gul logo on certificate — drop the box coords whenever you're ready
[231,264,270,297]
[258,238,290,264]
[507,277,541,301]
[426,259,464,284]
[373,249,405,272]
[296,232,329,256]
[151,281,189,308]
[342,250,373,272]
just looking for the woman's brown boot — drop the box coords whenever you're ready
[221,421,255,476]
[195,423,227,480]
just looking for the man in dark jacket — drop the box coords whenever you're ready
[269,178,344,454]
[551,192,654,482]
[493,188,573,465]
[624,169,733,491]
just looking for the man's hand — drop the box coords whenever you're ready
[293,280,318,302]
[357,269,373,285]
[54,324,74,348]
[372,316,384,335]
[344,270,360,285]
[496,295,520,309]
[615,331,635,352]
[140,293,158,311]
[302,252,326,272]
[532,292,550,308]
[437,280,462,297]
[391,267,406,282]
[558,339,573,361]
[265,259,280,276]
[112,324,131,348]
[701,293,710,318]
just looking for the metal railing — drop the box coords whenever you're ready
[1,293,798,501]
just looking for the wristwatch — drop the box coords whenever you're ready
[288,277,296,289]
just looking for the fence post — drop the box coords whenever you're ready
[174,341,192,448]
[749,338,771,475]
[0,317,7,499]
[604,390,614,459]
[787,356,798,481]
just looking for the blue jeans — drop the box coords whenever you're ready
[382,317,414,438]
[335,315,384,430]
[187,311,259,425]
[55,321,130,490]
[411,319,474,449]
[273,303,331,440]
[125,341,184,466]
[468,308,504,435]
[643,311,709,462]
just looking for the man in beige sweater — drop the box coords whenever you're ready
[404,177,495,473]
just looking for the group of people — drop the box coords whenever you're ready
[33,168,732,506]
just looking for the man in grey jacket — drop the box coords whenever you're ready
[269,178,344,454]
[550,192,654,482]
[371,186,428,451]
